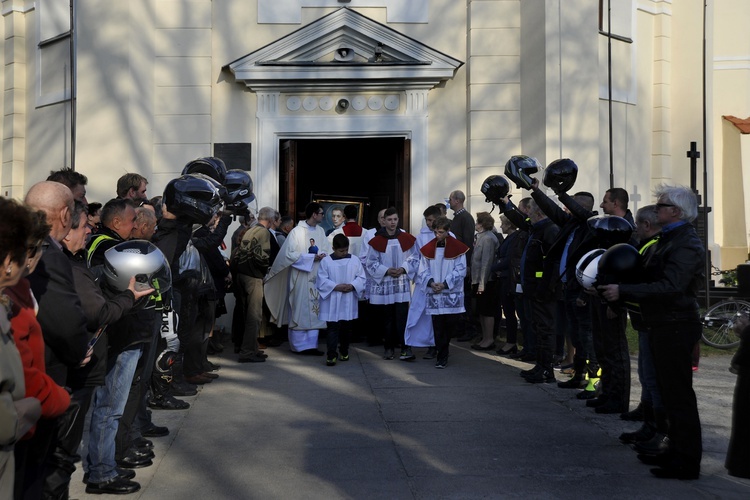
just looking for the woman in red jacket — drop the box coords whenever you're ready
[6,209,71,499]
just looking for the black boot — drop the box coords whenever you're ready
[169,353,198,397]
[520,364,543,378]
[633,407,670,456]
[557,358,587,389]
[525,363,556,383]
[619,402,655,444]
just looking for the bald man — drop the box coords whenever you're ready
[25,182,89,384]
[23,182,90,498]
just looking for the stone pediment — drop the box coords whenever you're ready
[224,8,463,92]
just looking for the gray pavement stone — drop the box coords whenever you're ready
[68,341,750,499]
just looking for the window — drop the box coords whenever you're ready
[599,0,634,44]
[37,0,73,107]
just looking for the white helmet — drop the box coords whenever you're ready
[576,248,605,289]
[103,240,172,294]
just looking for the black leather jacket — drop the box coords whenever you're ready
[619,222,705,325]
[501,200,559,300]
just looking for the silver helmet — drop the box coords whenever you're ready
[103,240,172,295]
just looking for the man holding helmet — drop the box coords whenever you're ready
[528,159,600,393]
[599,185,704,480]
[545,178,635,412]
[83,201,163,491]
[495,157,560,383]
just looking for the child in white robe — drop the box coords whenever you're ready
[316,234,367,366]
[415,216,469,368]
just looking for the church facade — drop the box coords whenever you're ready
[2,0,750,271]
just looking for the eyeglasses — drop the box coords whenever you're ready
[27,241,47,259]
[656,203,675,209]
[315,211,324,215]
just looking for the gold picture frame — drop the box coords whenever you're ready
[312,196,366,234]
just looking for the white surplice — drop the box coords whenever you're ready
[316,255,366,322]
[264,220,331,351]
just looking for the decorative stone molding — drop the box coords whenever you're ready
[225,8,462,93]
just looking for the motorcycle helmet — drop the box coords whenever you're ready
[597,243,642,285]
[103,240,172,295]
[182,156,228,185]
[504,155,541,190]
[543,158,578,193]
[480,175,510,205]
[223,169,256,215]
[587,215,634,249]
[576,248,605,289]
[163,174,223,225]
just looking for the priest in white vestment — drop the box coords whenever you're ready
[264,203,331,354]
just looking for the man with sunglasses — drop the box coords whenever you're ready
[599,185,704,480]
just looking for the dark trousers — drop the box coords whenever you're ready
[379,302,409,350]
[591,302,630,409]
[14,417,57,500]
[516,295,534,354]
[326,320,352,358]
[364,300,384,346]
[562,287,595,364]
[432,313,460,362]
[42,386,94,499]
[181,296,214,376]
[134,319,161,436]
[650,321,702,469]
[531,298,556,366]
[497,281,518,344]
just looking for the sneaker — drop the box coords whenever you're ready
[399,347,416,361]
[326,354,338,366]
[339,353,349,362]
[383,348,395,360]
[435,358,448,369]
[423,347,437,359]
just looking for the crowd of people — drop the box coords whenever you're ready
[0,152,742,497]
[0,159,259,497]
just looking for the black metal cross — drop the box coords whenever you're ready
[687,141,702,203]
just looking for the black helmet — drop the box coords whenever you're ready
[223,169,256,215]
[504,155,541,190]
[481,175,510,205]
[182,157,228,185]
[163,174,223,225]
[597,243,642,286]
[543,158,578,193]
[103,240,172,295]
[587,215,634,249]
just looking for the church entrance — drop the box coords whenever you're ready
[279,137,411,231]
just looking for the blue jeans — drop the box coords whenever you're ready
[638,330,662,410]
[86,347,142,483]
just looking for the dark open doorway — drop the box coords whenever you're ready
[279,137,411,231]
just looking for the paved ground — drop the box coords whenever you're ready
[69,339,750,499]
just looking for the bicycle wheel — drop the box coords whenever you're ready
[701,299,750,349]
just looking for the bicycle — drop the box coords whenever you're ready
[701,297,749,349]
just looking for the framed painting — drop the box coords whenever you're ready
[311,195,367,234]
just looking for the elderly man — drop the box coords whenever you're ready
[599,185,704,480]
[235,206,279,362]
[132,206,157,241]
[21,182,90,498]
